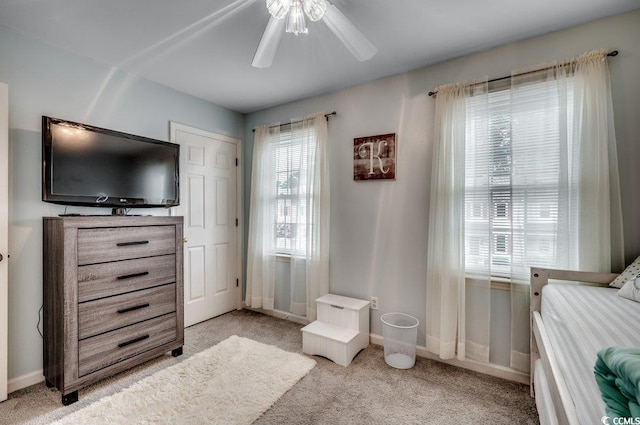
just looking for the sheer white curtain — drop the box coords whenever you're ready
[508,49,623,371]
[426,80,489,361]
[508,49,622,279]
[565,49,623,271]
[426,49,623,371]
[246,124,279,311]
[246,112,330,321]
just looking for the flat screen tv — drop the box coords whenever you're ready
[42,116,180,210]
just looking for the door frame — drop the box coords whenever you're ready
[1,82,8,401]
[168,122,243,312]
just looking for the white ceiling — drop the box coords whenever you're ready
[0,0,637,113]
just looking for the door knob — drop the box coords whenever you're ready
[183,238,188,244]
[0,253,3,262]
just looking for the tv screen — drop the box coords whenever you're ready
[42,116,180,208]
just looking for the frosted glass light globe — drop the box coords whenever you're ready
[266,0,292,19]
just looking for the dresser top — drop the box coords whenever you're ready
[44,215,183,228]
[316,294,369,310]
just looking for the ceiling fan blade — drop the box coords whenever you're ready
[322,4,377,62]
[252,16,286,68]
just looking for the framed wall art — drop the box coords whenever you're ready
[353,133,396,181]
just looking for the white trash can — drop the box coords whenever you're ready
[381,312,419,369]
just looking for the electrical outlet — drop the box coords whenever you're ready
[370,296,379,310]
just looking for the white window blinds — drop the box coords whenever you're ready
[464,77,576,280]
[270,127,314,254]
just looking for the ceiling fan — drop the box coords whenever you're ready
[252,0,378,68]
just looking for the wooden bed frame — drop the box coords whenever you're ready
[530,267,619,425]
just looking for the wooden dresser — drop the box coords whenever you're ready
[43,215,184,405]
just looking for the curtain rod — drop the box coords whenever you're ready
[252,111,336,132]
[428,50,618,97]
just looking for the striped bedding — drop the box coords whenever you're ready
[541,284,640,424]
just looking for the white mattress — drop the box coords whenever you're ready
[541,284,640,424]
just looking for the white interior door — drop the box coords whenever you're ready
[0,83,8,401]
[170,123,241,327]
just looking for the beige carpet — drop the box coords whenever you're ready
[51,335,315,425]
[2,310,539,425]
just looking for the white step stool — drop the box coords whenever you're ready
[301,294,370,366]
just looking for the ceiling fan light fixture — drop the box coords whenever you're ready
[286,1,308,35]
[302,0,327,22]
[254,0,377,68]
[266,0,291,19]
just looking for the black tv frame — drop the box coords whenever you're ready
[42,116,180,210]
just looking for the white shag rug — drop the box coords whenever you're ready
[52,335,316,425]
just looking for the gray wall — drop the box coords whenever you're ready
[0,26,245,380]
[244,10,640,365]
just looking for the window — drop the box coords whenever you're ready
[246,112,330,317]
[426,51,620,373]
[464,80,573,278]
[268,127,315,254]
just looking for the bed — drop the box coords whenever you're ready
[530,267,640,425]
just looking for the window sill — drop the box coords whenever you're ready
[275,254,291,263]
[490,280,511,292]
[465,276,515,292]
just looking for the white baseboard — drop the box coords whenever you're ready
[369,333,529,384]
[8,369,44,394]
[243,305,310,326]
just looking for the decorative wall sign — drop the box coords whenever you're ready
[353,133,396,181]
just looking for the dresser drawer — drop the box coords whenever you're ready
[79,313,177,377]
[79,284,176,340]
[77,225,175,265]
[78,254,176,302]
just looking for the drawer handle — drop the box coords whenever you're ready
[118,334,149,348]
[330,304,344,310]
[116,240,149,247]
[117,303,150,314]
[117,271,150,280]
